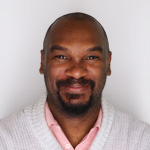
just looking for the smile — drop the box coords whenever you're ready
[64,84,90,93]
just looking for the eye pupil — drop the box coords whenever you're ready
[59,55,65,59]
[88,56,95,59]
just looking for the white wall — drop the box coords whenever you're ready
[0,0,150,124]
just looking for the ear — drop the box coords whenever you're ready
[39,50,44,74]
[107,51,112,76]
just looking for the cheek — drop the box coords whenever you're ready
[45,64,67,86]
[88,64,105,79]
[87,65,106,86]
[52,65,68,79]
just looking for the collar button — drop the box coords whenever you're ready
[65,143,71,149]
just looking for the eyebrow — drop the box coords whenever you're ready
[50,45,103,53]
[87,46,103,53]
[50,45,68,52]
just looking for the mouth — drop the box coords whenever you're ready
[63,84,90,93]
[56,77,95,96]
[58,83,93,104]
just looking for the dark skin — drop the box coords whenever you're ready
[40,18,111,148]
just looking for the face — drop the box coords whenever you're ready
[40,19,111,116]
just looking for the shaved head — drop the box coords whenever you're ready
[43,12,109,53]
[40,12,112,118]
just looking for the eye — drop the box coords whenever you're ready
[55,55,66,59]
[87,56,99,60]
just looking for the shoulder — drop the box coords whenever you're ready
[102,99,150,136]
[111,108,150,149]
[0,95,52,150]
[114,108,150,133]
[0,110,27,133]
[0,97,46,149]
[0,94,47,138]
[0,110,28,149]
[100,99,150,149]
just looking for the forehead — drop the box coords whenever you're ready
[45,18,106,51]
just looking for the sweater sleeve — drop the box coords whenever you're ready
[0,111,44,150]
[0,117,14,150]
[141,124,150,150]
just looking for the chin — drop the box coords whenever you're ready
[57,92,93,117]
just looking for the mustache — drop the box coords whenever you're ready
[56,77,95,91]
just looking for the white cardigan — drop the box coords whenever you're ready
[0,95,150,150]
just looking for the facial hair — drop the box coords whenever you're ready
[54,77,95,116]
[46,74,107,117]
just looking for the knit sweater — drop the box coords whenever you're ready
[0,95,150,150]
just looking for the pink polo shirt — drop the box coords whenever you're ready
[45,102,103,150]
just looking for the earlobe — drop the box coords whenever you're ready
[39,50,44,74]
[107,51,112,76]
[107,67,111,76]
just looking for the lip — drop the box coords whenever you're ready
[63,84,90,93]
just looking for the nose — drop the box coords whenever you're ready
[65,63,88,79]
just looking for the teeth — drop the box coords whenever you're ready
[69,84,87,88]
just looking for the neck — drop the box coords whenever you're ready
[47,96,101,148]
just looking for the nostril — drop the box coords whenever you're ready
[65,65,88,79]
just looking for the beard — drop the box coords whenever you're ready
[55,77,95,116]
[56,91,94,116]
[46,75,107,117]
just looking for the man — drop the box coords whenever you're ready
[0,12,150,150]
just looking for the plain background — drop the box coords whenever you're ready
[0,0,150,124]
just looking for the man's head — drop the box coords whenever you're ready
[40,12,111,117]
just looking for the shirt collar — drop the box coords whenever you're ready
[45,102,58,127]
[45,101,103,129]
